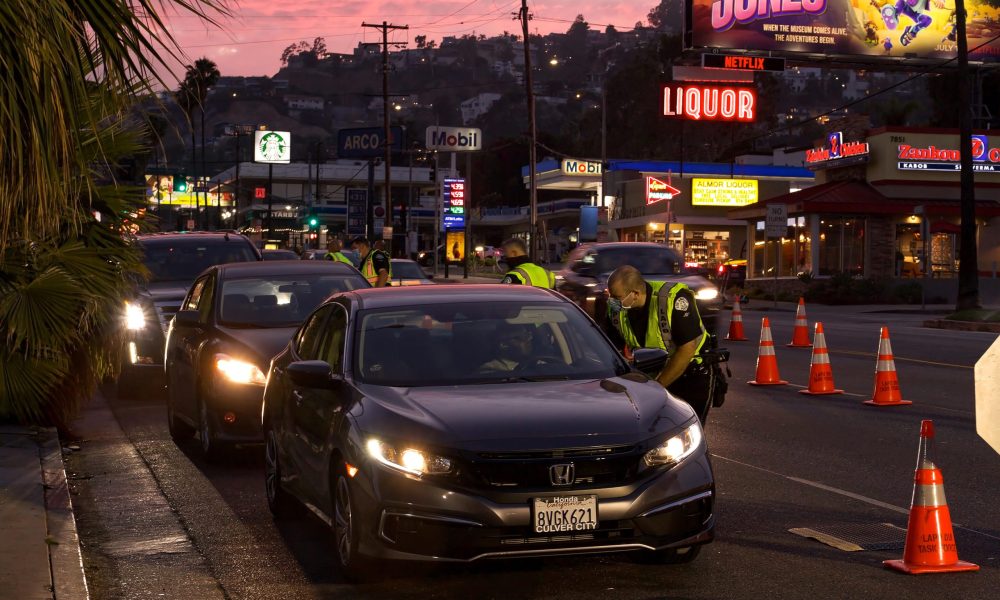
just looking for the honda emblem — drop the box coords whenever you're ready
[549,463,575,486]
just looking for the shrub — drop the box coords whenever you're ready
[891,281,924,304]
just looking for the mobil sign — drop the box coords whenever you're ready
[426,126,482,151]
[562,159,602,176]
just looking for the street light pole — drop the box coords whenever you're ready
[955,0,980,309]
[520,0,538,261]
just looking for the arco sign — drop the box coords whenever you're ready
[661,83,756,122]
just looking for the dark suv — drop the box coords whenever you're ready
[118,232,260,397]
[555,243,722,334]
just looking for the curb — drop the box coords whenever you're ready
[923,319,1000,333]
[38,428,90,600]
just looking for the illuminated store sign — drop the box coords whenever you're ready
[561,159,602,176]
[661,83,756,122]
[897,136,1000,172]
[442,178,466,229]
[805,131,869,169]
[691,178,758,206]
[646,176,682,205]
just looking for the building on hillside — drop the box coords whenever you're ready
[284,95,325,112]
[460,93,502,125]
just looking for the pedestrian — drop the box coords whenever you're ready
[352,236,392,287]
[324,238,353,265]
[499,238,555,289]
[604,265,723,425]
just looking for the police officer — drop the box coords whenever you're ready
[499,238,555,289]
[324,238,353,265]
[351,236,392,287]
[605,265,715,424]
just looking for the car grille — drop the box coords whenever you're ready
[465,445,642,490]
[154,301,183,332]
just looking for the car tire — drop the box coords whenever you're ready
[264,429,296,517]
[166,384,195,441]
[199,396,225,461]
[640,545,702,565]
[332,472,373,582]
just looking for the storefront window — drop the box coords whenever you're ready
[818,218,865,276]
[684,230,730,269]
[753,219,807,278]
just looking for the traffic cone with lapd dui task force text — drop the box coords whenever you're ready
[884,420,979,574]
[865,326,912,406]
[748,317,788,386]
[726,300,748,341]
[799,322,843,395]
[787,297,812,348]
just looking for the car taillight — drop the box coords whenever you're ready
[717,265,725,276]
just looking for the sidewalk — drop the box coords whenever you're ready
[0,425,88,600]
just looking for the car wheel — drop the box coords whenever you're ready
[166,381,195,441]
[199,396,225,461]
[333,472,372,582]
[264,429,295,517]
[640,545,702,565]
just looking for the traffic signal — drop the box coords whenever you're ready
[172,176,188,193]
[307,215,320,228]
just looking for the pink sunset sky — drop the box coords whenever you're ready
[160,1,656,80]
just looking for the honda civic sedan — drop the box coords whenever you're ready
[262,285,714,577]
[164,261,369,459]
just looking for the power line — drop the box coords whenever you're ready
[424,0,486,26]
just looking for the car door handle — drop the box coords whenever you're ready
[292,390,304,406]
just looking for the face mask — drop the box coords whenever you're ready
[609,290,637,313]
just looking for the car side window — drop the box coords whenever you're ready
[319,305,349,373]
[296,306,331,360]
[198,275,216,321]
[184,277,207,311]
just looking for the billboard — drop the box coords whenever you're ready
[691,178,759,206]
[144,175,233,207]
[688,0,1000,62]
[446,230,466,263]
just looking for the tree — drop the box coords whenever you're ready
[647,0,684,34]
[281,41,309,65]
[177,58,221,227]
[415,34,427,48]
[0,0,227,430]
[310,36,327,57]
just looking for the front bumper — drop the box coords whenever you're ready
[205,378,266,443]
[352,451,714,562]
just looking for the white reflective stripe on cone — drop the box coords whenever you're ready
[913,483,948,507]
[812,352,830,365]
[876,358,896,372]
[759,344,775,356]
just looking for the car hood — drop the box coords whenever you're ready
[143,281,192,301]
[216,326,297,367]
[354,377,694,450]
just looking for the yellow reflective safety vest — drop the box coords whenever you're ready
[325,251,353,265]
[360,250,392,285]
[611,281,708,361]
[504,262,555,289]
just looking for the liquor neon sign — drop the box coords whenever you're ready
[661,83,756,122]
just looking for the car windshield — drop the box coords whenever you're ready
[591,248,678,275]
[354,302,629,387]
[141,239,258,282]
[263,250,299,261]
[392,262,426,279]
[220,274,367,327]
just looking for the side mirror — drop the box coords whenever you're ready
[287,360,340,388]
[174,310,202,328]
[632,348,668,376]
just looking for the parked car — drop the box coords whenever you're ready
[555,243,723,334]
[714,259,747,290]
[303,249,361,267]
[120,232,260,398]
[262,285,714,578]
[164,261,369,459]
[389,259,434,286]
[262,249,300,261]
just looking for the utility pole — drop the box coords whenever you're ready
[955,0,980,310]
[363,21,408,246]
[518,0,539,260]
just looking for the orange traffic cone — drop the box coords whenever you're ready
[726,301,748,341]
[884,420,979,574]
[864,326,912,406]
[748,317,788,386]
[787,297,812,348]
[799,322,843,395]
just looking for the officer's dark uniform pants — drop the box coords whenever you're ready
[667,365,712,425]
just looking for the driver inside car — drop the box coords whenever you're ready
[479,325,535,372]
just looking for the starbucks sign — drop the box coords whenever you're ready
[254,130,291,164]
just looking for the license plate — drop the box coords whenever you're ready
[532,495,598,534]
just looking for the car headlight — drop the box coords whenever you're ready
[215,353,267,386]
[695,287,719,301]
[366,438,453,477]
[643,422,703,467]
[125,301,146,330]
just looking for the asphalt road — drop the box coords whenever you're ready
[68,304,1000,599]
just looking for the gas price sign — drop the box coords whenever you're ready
[442,178,466,229]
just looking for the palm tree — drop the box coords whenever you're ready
[185,58,221,227]
[0,1,227,430]
[175,78,200,226]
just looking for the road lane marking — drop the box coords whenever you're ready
[712,454,1000,542]
[828,350,973,370]
[784,383,974,415]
